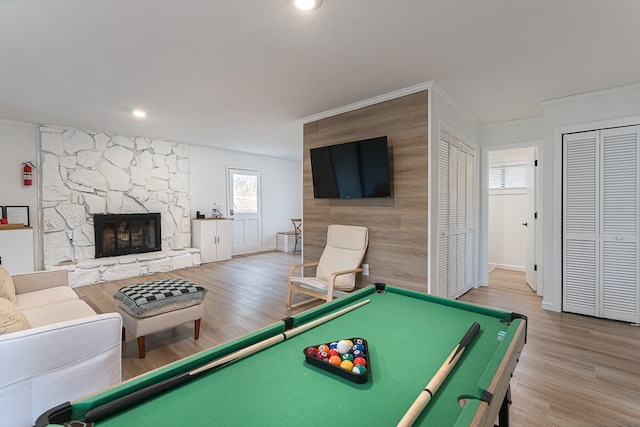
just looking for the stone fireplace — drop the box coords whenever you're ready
[94,213,162,258]
[39,125,201,287]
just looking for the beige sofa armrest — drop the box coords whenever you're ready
[12,269,69,294]
[0,313,122,427]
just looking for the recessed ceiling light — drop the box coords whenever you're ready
[132,109,147,118]
[294,0,322,11]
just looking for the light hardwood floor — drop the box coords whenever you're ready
[75,253,640,426]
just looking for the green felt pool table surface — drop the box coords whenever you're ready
[42,285,526,426]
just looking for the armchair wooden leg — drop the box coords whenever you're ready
[285,282,293,309]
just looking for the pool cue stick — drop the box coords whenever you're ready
[397,322,481,427]
[83,298,371,422]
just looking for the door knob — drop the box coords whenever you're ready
[522,222,528,227]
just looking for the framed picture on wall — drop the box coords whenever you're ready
[4,206,29,226]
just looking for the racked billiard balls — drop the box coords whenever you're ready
[352,364,367,375]
[329,355,342,366]
[351,349,365,359]
[340,360,354,371]
[341,353,354,362]
[317,344,330,353]
[336,340,352,354]
[353,356,366,367]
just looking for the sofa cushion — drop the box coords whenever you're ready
[15,286,79,311]
[0,266,16,303]
[21,299,97,328]
[114,278,207,317]
[0,297,30,334]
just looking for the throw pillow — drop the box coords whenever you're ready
[0,297,31,334]
[0,265,16,303]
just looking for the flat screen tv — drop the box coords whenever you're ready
[310,136,391,199]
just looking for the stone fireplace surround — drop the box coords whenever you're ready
[39,125,200,287]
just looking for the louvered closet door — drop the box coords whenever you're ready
[563,125,639,322]
[438,139,451,297]
[563,131,598,316]
[437,132,476,299]
[600,126,639,322]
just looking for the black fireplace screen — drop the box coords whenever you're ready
[94,213,161,258]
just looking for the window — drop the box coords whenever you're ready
[489,164,526,189]
[232,173,258,213]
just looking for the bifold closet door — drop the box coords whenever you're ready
[563,125,639,322]
[437,133,475,299]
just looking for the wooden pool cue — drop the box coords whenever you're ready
[397,322,481,427]
[83,298,371,422]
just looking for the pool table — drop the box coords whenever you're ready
[38,284,526,426]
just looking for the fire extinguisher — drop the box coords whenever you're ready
[23,162,34,186]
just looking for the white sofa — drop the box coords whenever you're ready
[0,268,122,427]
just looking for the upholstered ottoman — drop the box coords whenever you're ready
[114,279,207,358]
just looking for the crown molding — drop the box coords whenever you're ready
[540,82,640,108]
[301,81,433,124]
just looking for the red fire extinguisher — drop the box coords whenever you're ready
[23,162,34,186]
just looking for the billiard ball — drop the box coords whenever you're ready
[316,350,329,360]
[352,364,367,374]
[353,338,364,345]
[329,342,338,349]
[351,349,364,358]
[341,353,354,362]
[353,356,366,367]
[329,355,342,366]
[336,340,352,354]
[328,349,340,357]
[305,347,318,357]
[353,343,365,352]
[317,344,330,353]
[340,360,354,371]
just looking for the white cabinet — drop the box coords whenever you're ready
[192,219,233,263]
[0,227,34,274]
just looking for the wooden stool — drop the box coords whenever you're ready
[114,279,207,358]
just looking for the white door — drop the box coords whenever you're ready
[525,148,537,291]
[437,131,476,299]
[228,168,262,254]
[563,125,639,322]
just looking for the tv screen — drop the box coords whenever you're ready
[310,136,391,199]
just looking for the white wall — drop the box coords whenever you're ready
[0,120,39,269]
[541,83,640,312]
[189,145,302,252]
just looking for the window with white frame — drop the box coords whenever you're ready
[489,163,527,189]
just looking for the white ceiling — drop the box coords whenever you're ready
[1,1,639,161]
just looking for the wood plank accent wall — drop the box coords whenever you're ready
[302,90,429,293]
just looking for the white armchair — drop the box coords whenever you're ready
[286,224,369,308]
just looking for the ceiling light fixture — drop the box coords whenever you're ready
[132,109,147,118]
[294,0,322,11]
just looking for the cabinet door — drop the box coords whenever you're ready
[215,220,233,261]
[0,229,34,274]
[192,220,216,263]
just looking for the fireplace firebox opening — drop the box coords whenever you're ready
[94,213,161,258]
